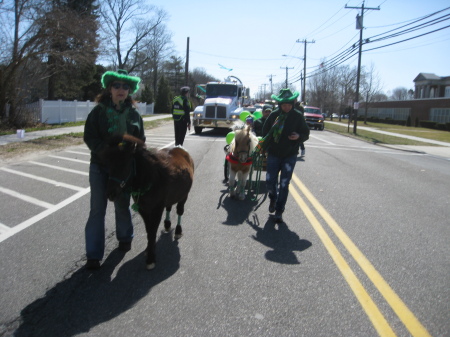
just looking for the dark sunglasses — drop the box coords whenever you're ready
[111,82,130,90]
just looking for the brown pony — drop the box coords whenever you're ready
[103,134,194,270]
[225,124,259,200]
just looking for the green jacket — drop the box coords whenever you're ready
[84,100,145,165]
[262,108,309,158]
[253,116,267,137]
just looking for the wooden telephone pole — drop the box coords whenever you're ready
[185,37,189,86]
[296,39,315,103]
[345,1,380,134]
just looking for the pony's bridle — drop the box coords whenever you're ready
[235,138,251,160]
[108,158,136,189]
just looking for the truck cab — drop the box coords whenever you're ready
[192,76,247,134]
[303,106,325,131]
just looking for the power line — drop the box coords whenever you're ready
[364,24,450,52]
[299,7,450,81]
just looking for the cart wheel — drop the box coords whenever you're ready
[224,158,229,182]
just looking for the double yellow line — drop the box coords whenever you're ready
[289,173,431,337]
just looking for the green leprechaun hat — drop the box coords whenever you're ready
[101,69,141,94]
[271,88,299,103]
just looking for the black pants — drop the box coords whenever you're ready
[174,120,188,146]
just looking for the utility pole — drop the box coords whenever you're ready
[296,39,315,103]
[185,37,189,86]
[281,67,294,88]
[267,74,276,96]
[345,1,379,134]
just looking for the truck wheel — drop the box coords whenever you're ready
[194,127,203,135]
[320,125,324,131]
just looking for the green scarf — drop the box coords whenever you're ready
[272,112,288,143]
[105,102,129,135]
[253,112,287,154]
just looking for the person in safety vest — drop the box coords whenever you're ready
[172,86,192,146]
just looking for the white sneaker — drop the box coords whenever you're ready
[301,149,305,157]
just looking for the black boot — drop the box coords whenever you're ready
[269,199,276,213]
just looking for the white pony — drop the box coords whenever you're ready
[225,124,259,200]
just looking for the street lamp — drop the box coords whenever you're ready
[282,54,305,101]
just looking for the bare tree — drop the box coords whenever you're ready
[360,63,383,124]
[136,23,173,95]
[99,0,168,72]
[190,68,219,87]
[391,87,409,100]
[309,63,340,115]
[390,87,409,101]
[0,0,49,123]
[336,65,356,119]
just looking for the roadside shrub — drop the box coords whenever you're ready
[436,123,447,131]
[419,120,437,129]
[406,116,411,127]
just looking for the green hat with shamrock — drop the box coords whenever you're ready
[271,88,299,103]
[101,69,141,94]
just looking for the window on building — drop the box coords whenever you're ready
[445,86,450,98]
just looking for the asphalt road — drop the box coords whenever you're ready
[0,124,449,337]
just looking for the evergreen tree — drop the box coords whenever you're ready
[44,0,99,100]
[81,64,106,101]
[140,84,154,104]
[154,75,172,114]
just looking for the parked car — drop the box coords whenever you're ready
[304,106,324,130]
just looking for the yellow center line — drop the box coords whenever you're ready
[288,183,396,336]
[291,173,431,337]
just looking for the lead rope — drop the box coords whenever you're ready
[247,150,264,201]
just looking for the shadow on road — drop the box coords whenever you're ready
[218,186,260,226]
[248,215,312,264]
[14,233,180,337]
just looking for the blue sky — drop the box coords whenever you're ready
[153,0,450,98]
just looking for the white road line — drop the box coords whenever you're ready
[0,186,54,208]
[0,187,91,243]
[310,134,336,145]
[65,150,90,156]
[305,144,425,155]
[0,222,10,234]
[47,155,90,164]
[0,167,84,191]
[29,161,89,176]
[161,141,175,149]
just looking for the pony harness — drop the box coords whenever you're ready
[226,153,253,165]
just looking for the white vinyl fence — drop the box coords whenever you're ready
[26,99,154,124]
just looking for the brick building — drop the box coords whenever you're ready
[360,73,450,125]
